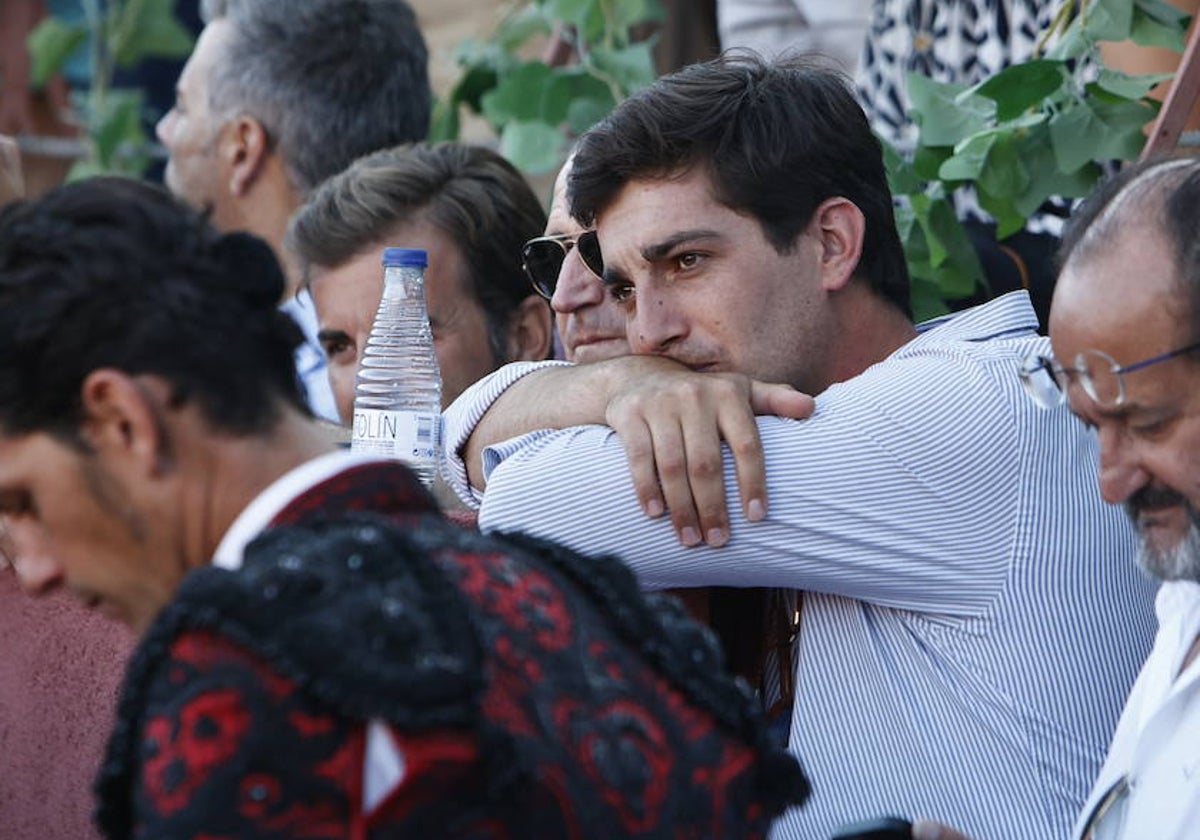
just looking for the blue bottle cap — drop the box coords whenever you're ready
[382,247,428,268]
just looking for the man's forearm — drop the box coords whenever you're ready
[461,363,616,489]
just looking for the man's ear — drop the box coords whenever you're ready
[221,115,271,197]
[78,370,169,476]
[504,295,555,362]
[812,197,865,293]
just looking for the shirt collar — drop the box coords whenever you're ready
[211,450,386,571]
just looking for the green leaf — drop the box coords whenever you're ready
[907,73,995,146]
[910,277,951,322]
[92,89,146,168]
[113,0,195,68]
[1045,16,1089,61]
[1013,126,1101,217]
[882,140,922,195]
[977,133,1030,201]
[541,72,579,125]
[909,192,947,267]
[939,133,996,181]
[1129,0,1191,50]
[500,120,566,174]
[496,4,552,51]
[450,64,500,113]
[27,17,88,89]
[547,0,593,26]
[912,144,952,180]
[566,94,614,134]
[612,0,665,29]
[1092,98,1157,160]
[481,62,555,124]
[66,159,110,183]
[1095,68,1175,100]
[923,198,984,295]
[970,59,1066,121]
[589,42,658,94]
[428,97,461,142]
[976,191,1025,239]
[1050,105,1107,173]
[1085,0,1134,42]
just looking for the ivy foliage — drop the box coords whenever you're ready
[27,0,194,178]
[431,0,665,174]
[889,0,1190,320]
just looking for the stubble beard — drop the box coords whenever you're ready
[1126,486,1200,584]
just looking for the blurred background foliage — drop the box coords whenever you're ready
[430,0,665,173]
[27,0,194,178]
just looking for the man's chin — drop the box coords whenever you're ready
[1134,508,1200,584]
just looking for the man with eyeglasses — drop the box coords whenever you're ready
[913,158,1200,840]
[442,55,1157,840]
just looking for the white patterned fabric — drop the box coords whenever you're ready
[442,291,1158,840]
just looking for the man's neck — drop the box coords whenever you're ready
[817,284,919,392]
[180,409,336,573]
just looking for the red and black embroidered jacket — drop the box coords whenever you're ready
[94,462,809,838]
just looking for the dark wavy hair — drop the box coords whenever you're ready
[0,177,306,440]
[570,52,911,316]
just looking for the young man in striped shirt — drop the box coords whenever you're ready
[442,55,1157,839]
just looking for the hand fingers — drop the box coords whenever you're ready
[749,381,816,419]
[715,399,769,524]
[678,407,731,546]
[613,413,668,521]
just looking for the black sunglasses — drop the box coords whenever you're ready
[521,230,604,300]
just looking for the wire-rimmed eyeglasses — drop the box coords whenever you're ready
[1019,341,1200,410]
[521,230,605,300]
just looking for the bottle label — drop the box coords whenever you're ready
[351,408,441,463]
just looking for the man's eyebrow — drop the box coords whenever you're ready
[601,228,726,287]
[317,328,351,344]
[639,229,724,262]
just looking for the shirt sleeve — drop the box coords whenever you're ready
[441,360,575,509]
[477,350,1024,616]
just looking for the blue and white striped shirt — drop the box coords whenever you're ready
[442,291,1158,840]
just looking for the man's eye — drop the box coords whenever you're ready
[1130,416,1173,438]
[608,282,635,304]
[320,337,352,359]
[676,252,703,270]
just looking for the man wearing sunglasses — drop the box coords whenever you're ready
[914,159,1200,840]
[442,55,1157,840]
[522,154,631,364]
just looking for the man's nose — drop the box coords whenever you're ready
[155,110,175,146]
[3,519,64,596]
[550,256,604,314]
[628,288,687,355]
[1096,425,1150,505]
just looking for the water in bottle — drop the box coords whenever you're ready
[351,247,443,486]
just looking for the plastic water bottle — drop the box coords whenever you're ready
[351,247,442,486]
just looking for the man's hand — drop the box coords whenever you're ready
[604,365,814,547]
[911,820,976,840]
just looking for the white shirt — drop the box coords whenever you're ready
[1072,581,1200,840]
[211,449,406,813]
[281,290,340,423]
